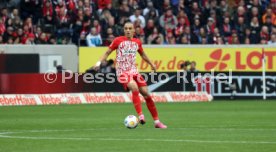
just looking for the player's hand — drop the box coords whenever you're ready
[151,65,157,72]
[94,65,100,71]
[94,61,101,71]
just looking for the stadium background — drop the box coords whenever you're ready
[0,1,276,152]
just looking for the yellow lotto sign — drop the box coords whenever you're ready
[79,47,276,72]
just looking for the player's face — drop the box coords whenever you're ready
[124,23,135,39]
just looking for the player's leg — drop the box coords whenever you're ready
[139,86,167,128]
[119,73,144,119]
[128,79,145,125]
[126,80,143,118]
[135,74,167,128]
[139,86,158,120]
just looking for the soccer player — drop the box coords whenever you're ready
[94,22,167,129]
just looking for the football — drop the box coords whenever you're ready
[124,115,139,129]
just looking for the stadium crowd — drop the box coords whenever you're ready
[0,0,275,46]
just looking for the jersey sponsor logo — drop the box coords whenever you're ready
[118,41,138,55]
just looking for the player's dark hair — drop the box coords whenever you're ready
[124,21,133,26]
[180,61,190,68]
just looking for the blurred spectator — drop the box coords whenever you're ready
[0,35,3,44]
[210,27,220,44]
[7,37,14,44]
[79,31,87,46]
[86,27,102,47]
[36,32,48,44]
[214,34,224,45]
[159,8,178,31]
[260,37,268,44]
[220,16,232,41]
[48,35,57,44]
[97,0,112,14]
[260,26,270,41]
[161,0,171,14]
[0,19,5,35]
[165,29,176,44]
[189,61,198,72]
[175,17,188,38]
[249,7,261,24]
[135,25,145,43]
[180,35,189,44]
[235,16,247,43]
[177,10,190,26]
[244,37,251,44]
[191,16,201,37]
[145,8,159,24]
[99,59,116,73]
[268,33,276,45]
[204,17,215,37]
[147,27,164,44]
[201,36,208,44]
[228,31,240,44]
[56,6,72,39]
[43,0,53,17]
[180,61,190,72]
[10,8,20,20]
[25,33,36,45]
[14,28,23,44]
[151,36,163,44]
[118,0,132,17]
[103,27,115,46]
[3,26,15,42]
[130,8,146,28]
[143,1,158,17]
[93,19,101,34]
[233,6,247,24]
[219,0,233,16]
[190,1,202,21]
[195,27,206,44]
[250,17,261,44]
[144,19,155,38]
[244,28,253,44]
[262,7,276,26]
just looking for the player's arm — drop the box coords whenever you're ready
[94,38,118,70]
[139,51,156,72]
[94,48,113,70]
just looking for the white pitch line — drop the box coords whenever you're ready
[1,127,275,135]
[172,128,276,131]
[0,134,275,144]
[0,135,90,141]
[0,128,116,135]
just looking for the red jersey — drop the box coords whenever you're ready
[109,36,143,76]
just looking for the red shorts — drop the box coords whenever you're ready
[118,73,147,90]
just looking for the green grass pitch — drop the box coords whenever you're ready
[0,101,276,152]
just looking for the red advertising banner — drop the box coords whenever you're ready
[0,92,212,106]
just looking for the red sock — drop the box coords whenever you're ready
[145,96,159,120]
[132,91,143,116]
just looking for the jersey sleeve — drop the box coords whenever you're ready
[109,38,119,50]
[137,40,144,54]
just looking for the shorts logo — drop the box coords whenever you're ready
[205,49,230,70]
